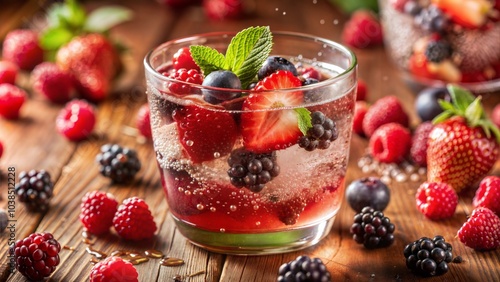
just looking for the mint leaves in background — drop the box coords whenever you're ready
[190,26,273,89]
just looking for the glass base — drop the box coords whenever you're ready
[172,215,336,255]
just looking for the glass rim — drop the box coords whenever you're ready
[143,30,357,93]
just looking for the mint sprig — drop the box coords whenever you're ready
[190,26,273,89]
[295,108,312,135]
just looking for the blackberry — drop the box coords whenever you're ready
[258,56,298,80]
[350,206,395,248]
[414,5,448,33]
[277,255,332,282]
[298,111,338,151]
[96,144,141,184]
[12,232,61,281]
[15,170,53,212]
[404,235,453,276]
[424,41,452,63]
[227,148,280,193]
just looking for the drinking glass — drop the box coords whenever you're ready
[144,31,357,255]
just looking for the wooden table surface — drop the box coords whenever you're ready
[1,0,499,281]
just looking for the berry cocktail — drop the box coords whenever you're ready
[144,27,357,254]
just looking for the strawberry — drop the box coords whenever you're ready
[369,122,411,163]
[356,78,367,101]
[31,62,75,104]
[0,84,27,119]
[203,0,244,20]
[353,101,369,136]
[457,207,500,251]
[362,95,409,137]
[473,176,500,215]
[56,33,121,102]
[431,0,492,29]
[0,60,18,85]
[2,29,44,70]
[410,121,434,167]
[240,70,303,153]
[342,10,383,49]
[172,105,238,163]
[408,53,437,80]
[427,85,500,192]
[416,181,458,220]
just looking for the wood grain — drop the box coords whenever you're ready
[0,0,499,281]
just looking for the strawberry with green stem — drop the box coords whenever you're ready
[427,84,500,193]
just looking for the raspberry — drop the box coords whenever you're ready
[404,235,453,276]
[80,191,118,235]
[277,255,332,282]
[2,29,44,70]
[350,206,395,248]
[167,68,203,95]
[353,101,368,136]
[299,66,321,80]
[172,47,200,71]
[473,176,500,216]
[90,256,138,282]
[362,95,409,137]
[457,207,500,251]
[135,103,152,139]
[342,10,383,49]
[31,62,75,104]
[410,121,433,167]
[96,144,141,184]
[113,197,157,240]
[12,232,61,281]
[0,83,27,119]
[298,111,339,151]
[356,78,367,101]
[203,0,244,20]
[15,170,54,212]
[492,104,500,129]
[369,122,411,163]
[56,99,96,141]
[0,60,18,84]
[227,148,280,193]
[416,182,458,220]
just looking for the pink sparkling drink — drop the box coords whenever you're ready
[144,30,357,254]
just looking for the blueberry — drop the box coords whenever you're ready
[345,177,390,213]
[202,70,242,104]
[257,56,298,80]
[415,87,451,122]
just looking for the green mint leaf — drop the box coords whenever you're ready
[447,84,475,114]
[84,6,133,33]
[295,108,312,135]
[225,26,273,89]
[47,0,87,30]
[190,45,226,75]
[40,27,74,51]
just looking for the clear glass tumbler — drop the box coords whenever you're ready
[144,31,357,255]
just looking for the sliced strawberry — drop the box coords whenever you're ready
[172,105,238,163]
[240,70,303,153]
[408,53,437,80]
[431,0,492,29]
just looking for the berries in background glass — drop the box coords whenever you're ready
[404,235,453,276]
[0,83,27,119]
[96,144,141,184]
[415,87,450,123]
[56,99,96,141]
[15,170,54,212]
[257,56,298,80]
[298,111,339,151]
[201,70,242,104]
[12,232,61,281]
[350,206,395,248]
[277,255,332,282]
[346,177,390,212]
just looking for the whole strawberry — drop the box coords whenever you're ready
[90,256,138,282]
[203,0,244,20]
[416,182,458,220]
[113,197,157,240]
[0,83,27,119]
[457,207,500,251]
[2,29,44,70]
[362,95,409,137]
[80,191,118,235]
[427,85,500,193]
[32,62,75,104]
[473,176,500,215]
[56,33,120,102]
[410,121,434,167]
